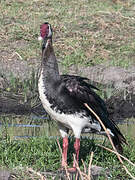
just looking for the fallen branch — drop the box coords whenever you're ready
[84,103,135,180]
[27,168,46,180]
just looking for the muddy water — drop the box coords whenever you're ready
[0,114,135,140]
[0,114,60,140]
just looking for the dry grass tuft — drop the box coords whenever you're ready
[0,0,135,68]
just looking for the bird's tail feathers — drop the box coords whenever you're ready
[112,134,128,154]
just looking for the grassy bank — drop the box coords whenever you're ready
[0,0,135,69]
[0,135,135,179]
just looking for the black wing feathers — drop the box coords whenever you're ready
[61,75,127,149]
[61,74,99,91]
[62,75,108,118]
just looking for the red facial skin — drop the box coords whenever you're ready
[40,23,49,39]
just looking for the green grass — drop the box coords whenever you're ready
[0,137,60,171]
[0,0,135,69]
[0,114,134,179]
[0,135,135,179]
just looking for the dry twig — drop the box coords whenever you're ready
[73,154,85,180]
[88,152,94,180]
[56,138,70,180]
[81,159,87,174]
[98,144,135,167]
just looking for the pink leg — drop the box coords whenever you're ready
[73,138,80,168]
[61,137,68,167]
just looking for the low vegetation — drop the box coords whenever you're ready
[0,134,135,179]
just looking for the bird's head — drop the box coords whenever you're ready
[38,22,52,41]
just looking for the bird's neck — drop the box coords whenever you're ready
[41,38,60,84]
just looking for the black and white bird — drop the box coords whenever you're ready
[38,22,127,172]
